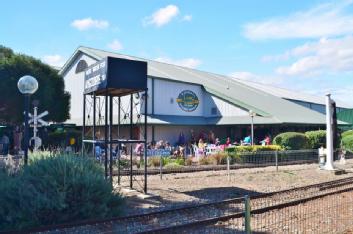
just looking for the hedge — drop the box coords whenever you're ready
[273,132,309,150]
[225,145,281,154]
[341,130,353,139]
[305,130,326,149]
[342,134,353,152]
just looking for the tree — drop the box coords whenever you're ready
[0,45,70,125]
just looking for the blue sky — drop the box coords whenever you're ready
[1,0,353,105]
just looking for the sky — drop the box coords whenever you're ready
[1,0,353,106]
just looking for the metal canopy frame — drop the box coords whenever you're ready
[82,90,148,193]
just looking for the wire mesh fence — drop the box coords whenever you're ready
[175,188,353,234]
[115,149,330,176]
[114,148,353,193]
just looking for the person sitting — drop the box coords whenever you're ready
[215,138,220,146]
[242,135,251,146]
[134,143,144,158]
[95,145,103,160]
[226,137,231,146]
[198,138,205,150]
[260,135,271,146]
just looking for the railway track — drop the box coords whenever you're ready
[21,176,353,234]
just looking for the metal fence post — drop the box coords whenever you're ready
[275,151,278,172]
[160,156,163,180]
[244,195,251,234]
[227,155,230,181]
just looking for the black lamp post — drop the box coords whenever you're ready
[17,75,38,165]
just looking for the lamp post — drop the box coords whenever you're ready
[17,75,38,165]
[249,110,256,146]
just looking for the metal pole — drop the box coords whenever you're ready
[109,95,113,183]
[275,151,278,172]
[104,90,108,179]
[24,94,30,165]
[130,94,133,189]
[324,94,334,170]
[244,195,251,234]
[118,96,121,185]
[33,106,38,151]
[144,89,148,193]
[227,155,230,181]
[251,118,253,146]
[93,93,96,159]
[82,94,86,156]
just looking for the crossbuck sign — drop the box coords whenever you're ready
[27,108,49,151]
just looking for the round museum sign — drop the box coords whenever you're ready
[176,90,199,112]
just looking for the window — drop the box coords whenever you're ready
[75,60,88,73]
[211,107,218,115]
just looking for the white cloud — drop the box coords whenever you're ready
[143,5,179,27]
[244,1,353,40]
[155,57,201,68]
[182,15,192,21]
[303,86,353,107]
[107,39,123,51]
[42,55,65,67]
[71,17,109,31]
[275,36,353,76]
[229,71,283,85]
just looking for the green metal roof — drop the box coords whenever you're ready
[60,46,345,126]
[338,109,353,130]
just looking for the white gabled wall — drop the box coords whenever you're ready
[63,53,98,122]
[153,79,204,116]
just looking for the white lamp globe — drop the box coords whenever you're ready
[17,75,38,94]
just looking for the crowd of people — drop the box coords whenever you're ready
[72,130,272,160]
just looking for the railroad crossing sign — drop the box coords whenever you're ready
[28,110,49,126]
[27,108,49,151]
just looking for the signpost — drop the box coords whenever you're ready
[28,107,48,151]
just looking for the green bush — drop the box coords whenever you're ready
[225,145,281,154]
[342,130,353,139]
[164,162,183,169]
[0,154,122,232]
[273,132,309,150]
[342,134,353,151]
[305,130,326,149]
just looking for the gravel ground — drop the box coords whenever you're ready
[115,160,353,215]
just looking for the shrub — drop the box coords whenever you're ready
[342,134,353,152]
[273,132,309,150]
[305,130,326,149]
[148,156,162,167]
[213,152,228,165]
[0,154,122,232]
[164,162,183,169]
[185,157,193,166]
[199,156,218,165]
[342,130,353,139]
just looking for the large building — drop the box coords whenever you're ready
[59,46,350,144]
